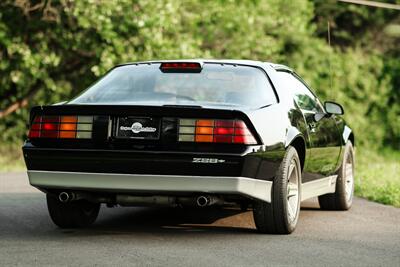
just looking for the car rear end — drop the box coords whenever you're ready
[24,104,274,204]
[23,61,280,228]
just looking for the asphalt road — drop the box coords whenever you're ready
[1,172,399,267]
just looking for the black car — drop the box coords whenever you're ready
[23,60,355,234]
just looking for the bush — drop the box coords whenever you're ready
[0,0,398,150]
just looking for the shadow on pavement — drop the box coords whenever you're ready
[85,206,257,235]
[0,192,322,236]
[76,200,321,235]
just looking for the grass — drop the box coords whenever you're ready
[0,142,399,207]
[0,142,25,172]
[355,147,400,208]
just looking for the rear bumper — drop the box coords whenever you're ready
[23,145,281,180]
[27,170,272,202]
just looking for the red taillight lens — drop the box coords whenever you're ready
[28,115,93,139]
[42,122,58,131]
[160,62,202,73]
[233,135,255,144]
[178,119,257,144]
[213,135,232,143]
[28,129,40,138]
[214,127,234,135]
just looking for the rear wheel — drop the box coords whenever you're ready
[46,194,100,228]
[318,141,354,210]
[253,146,301,234]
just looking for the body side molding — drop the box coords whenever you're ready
[301,175,337,201]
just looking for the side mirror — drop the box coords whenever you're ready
[324,101,344,115]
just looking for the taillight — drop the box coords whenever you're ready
[28,115,93,139]
[178,119,257,144]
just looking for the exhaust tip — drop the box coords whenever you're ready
[59,192,70,203]
[196,196,209,207]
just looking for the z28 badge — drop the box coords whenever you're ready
[192,158,226,163]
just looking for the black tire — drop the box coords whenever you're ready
[253,146,302,234]
[240,201,249,211]
[318,141,354,210]
[46,194,100,228]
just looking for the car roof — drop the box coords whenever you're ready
[115,59,293,72]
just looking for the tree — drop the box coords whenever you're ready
[0,0,398,149]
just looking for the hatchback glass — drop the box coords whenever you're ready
[70,63,277,108]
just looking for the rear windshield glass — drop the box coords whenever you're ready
[69,63,277,108]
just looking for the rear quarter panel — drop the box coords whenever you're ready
[333,116,354,171]
[242,102,308,181]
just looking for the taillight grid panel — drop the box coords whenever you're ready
[28,115,93,139]
[178,119,257,144]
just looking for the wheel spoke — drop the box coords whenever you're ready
[287,183,298,198]
[344,159,354,202]
[286,158,299,223]
[287,201,295,222]
[346,164,353,178]
[288,163,295,180]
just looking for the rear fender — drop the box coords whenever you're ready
[335,124,355,172]
[285,126,302,148]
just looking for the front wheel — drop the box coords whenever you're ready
[46,194,100,228]
[318,141,355,210]
[253,146,302,234]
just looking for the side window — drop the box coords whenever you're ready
[277,71,323,113]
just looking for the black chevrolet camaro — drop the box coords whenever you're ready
[23,60,355,234]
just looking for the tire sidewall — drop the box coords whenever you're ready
[273,146,302,233]
[47,194,100,228]
[338,142,355,209]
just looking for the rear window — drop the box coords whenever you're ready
[69,63,277,108]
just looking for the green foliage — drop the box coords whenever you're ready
[313,0,400,149]
[0,142,25,171]
[0,0,398,151]
[298,47,394,149]
[355,147,400,207]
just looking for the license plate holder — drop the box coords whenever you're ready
[115,117,161,140]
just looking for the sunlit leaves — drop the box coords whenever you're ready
[0,0,397,149]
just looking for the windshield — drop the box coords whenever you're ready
[69,63,277,108]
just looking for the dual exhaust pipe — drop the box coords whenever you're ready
[58,191,221,207]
